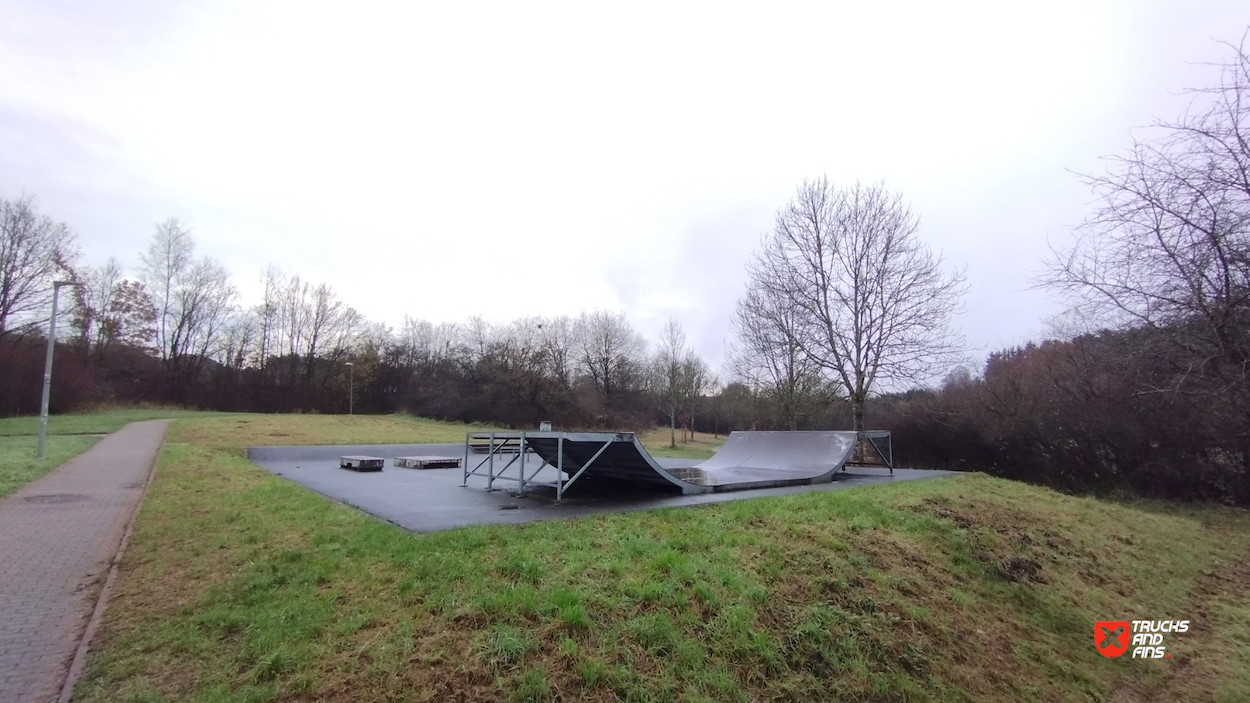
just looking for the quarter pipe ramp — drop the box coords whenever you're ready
[464,431,860,497]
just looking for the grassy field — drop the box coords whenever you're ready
[0,435,101,499]
[638,428,726,460]
[69,414,1250,702]
[172,413,498,448]
[0,407,224,499]
[0,406,225,437]
[177,416,722,456]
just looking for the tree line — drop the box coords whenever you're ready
[0,214,721,439]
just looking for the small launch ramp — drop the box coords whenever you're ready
[463,431,859,499]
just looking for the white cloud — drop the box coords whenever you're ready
[3,0,1249,370]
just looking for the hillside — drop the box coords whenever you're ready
[71,416,1250,702]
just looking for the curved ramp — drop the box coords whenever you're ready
[693,431,858,489]
[523,433,701,492]
[507,430,858,496]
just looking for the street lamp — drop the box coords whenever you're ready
[37,280,76,459]
[345,362,354,415]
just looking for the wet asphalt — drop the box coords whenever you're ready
[248,443,961,533]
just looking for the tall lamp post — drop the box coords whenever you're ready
[345,362,354,415]
[38,280,76,459]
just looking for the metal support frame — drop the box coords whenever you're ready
[855,430,894,475]
[462,432,547,492]
[555,433,615,501]
[462,431,619,501]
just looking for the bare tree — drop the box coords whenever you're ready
[650,318,689,447]
[495,317,555,411]
[398,315,460,371]
[139,221,237,385]
[303,283,345,382]
[278,273,311,381]
[577,310,648,405]
[254,264,285,375]
[744,177,967,433]
[681,352,713,440]
[70,257,124,354]
[259,268,361,388]
[139,218,194,361]
[0,194,78,337]
[729,283,838,430]
[218,310,258,373]
[464,315,493,362]
[322,305,363,372]
[537,315,578,390]
[1043,33,1250,493]
[167,257,236,370]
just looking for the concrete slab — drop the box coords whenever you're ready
[249,443,960,534]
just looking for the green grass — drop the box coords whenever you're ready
[0,407,224,437]
[71,414,1250,702]
[0,435,101,499]
[638,428,726,460]
[0,407,233,498]
[171,413,496,447]
[0,407,216,498]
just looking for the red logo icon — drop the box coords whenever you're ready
[1096,620,1129,658]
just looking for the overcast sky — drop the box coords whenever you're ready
[3,1,1249,371]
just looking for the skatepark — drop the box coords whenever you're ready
[248,430,955,532]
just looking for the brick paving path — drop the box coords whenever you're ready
[0,420,168,703]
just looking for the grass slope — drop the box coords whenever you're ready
[73,416,1250,702]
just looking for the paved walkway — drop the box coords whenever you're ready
[0,420,168,703]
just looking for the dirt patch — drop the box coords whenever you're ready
[924,499,974,528]
[998,556,1043,583]
[921,496,1067,584]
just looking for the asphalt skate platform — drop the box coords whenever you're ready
[248,433,954,533]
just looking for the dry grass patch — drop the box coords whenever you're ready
[170,413,498,448]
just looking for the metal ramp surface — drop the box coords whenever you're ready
[463,431,859,498]
[693,431,859,488]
